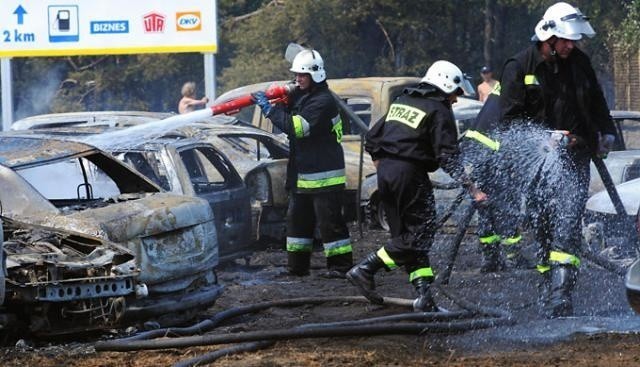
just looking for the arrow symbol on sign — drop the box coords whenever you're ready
[14,5,27,25]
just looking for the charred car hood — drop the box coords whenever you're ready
[26,193,213,242]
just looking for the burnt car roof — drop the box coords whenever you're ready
[0,134,161,192]
[11,111,176,130]
[0,135,95,168]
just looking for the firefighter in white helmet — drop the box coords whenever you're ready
[252,48,353,278]
[347,60,486,312]
[497,2,617,318]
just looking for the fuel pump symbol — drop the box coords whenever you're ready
[56,10,70,31]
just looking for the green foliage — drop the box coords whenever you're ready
[611,0,640,55]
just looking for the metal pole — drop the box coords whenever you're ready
[1,58,14,131]
[204,53,215,103]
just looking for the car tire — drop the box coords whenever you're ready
[376,202,390,232]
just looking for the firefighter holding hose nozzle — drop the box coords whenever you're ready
[347,61,487,312]
[252,48,353,278]
[497,2,617,318]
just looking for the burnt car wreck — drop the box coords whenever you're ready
[1,217,138,335]
[0,135,223,337]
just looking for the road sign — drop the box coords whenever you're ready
[0,0,217,57]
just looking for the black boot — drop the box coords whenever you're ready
[480,244,504,273]
[346,252,385,304]
[287,251,311,276]
[544,265,578,318]
[321,252,353,279]
[411,277,438,312]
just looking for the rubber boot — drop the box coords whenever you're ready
[346,252,385,304]
[287,251,311,276]
[505,250,531,270]
[411,277,438,312]
[537,268,551,316]
[544,265,578,318]
[480,244,504,273]
[321,252,353,279]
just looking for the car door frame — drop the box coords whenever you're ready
[167,142,253,260]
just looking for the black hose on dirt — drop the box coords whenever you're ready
[96,317,511,352]
[172,341,274,367]
[95,290,513,352]
[117,296,411,342]
[437,203,477,285]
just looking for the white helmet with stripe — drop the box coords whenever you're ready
[290,49,326,83]
[533,2,595,42]
[421,60,475,96]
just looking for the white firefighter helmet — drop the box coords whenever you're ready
[290,49,326,83]
[420,60,475,96]
[533,2,595,42]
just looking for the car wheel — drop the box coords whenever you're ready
[375,199,390,232]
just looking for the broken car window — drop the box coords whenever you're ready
[180,147,240,194]
[16,157,120,202]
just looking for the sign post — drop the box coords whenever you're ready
[0,0,218,129]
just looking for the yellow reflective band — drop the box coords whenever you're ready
[331,115,343,143]
[292,115,305,138]
[490,82,501,96]
[385,103,426,129]
[297,175,346,189]
[409,267,434,282]
[376,247,398,270]
[465,130,500,151]
[287,243,312,252]
[549,251,581,267]
[325,244,352,257]
[479,234,501,245]
[292,115,311,138]
[524,74,539,85]
[502,235,522,246]
[537,264,551,274]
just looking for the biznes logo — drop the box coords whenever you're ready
[143,12,165,33]
[176,12,201,31]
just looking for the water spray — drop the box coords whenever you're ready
[82,83,296,150]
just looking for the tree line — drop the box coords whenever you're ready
[4,0,639,121]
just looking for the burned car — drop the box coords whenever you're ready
[107,133,256,259]
[0,135,221,335]
[11,111,369,243]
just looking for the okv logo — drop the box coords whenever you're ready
[48,5,79,42]
[176,12,201,31]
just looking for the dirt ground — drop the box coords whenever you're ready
[3,223,640,366]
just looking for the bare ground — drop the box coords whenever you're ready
[3,223,640,366]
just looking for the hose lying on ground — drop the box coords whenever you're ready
[117,296,412,342]
[172,341,274,367]
[95,292,513,352]
[96,318,511,352]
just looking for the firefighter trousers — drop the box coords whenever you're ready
[528,149,590,268]
[377,158,435,275]
[286,191,353,273]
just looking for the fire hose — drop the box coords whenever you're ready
[94,294,512,354]
[209,83,295,116]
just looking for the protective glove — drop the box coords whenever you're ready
[251,91,272,117]
[597,132,615,158]
[547,130,571,148]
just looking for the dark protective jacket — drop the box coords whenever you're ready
[267,81,346,193]
[499,44,616,152]
[365,84,467,182]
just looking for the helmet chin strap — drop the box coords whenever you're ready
[545,38,560,73]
